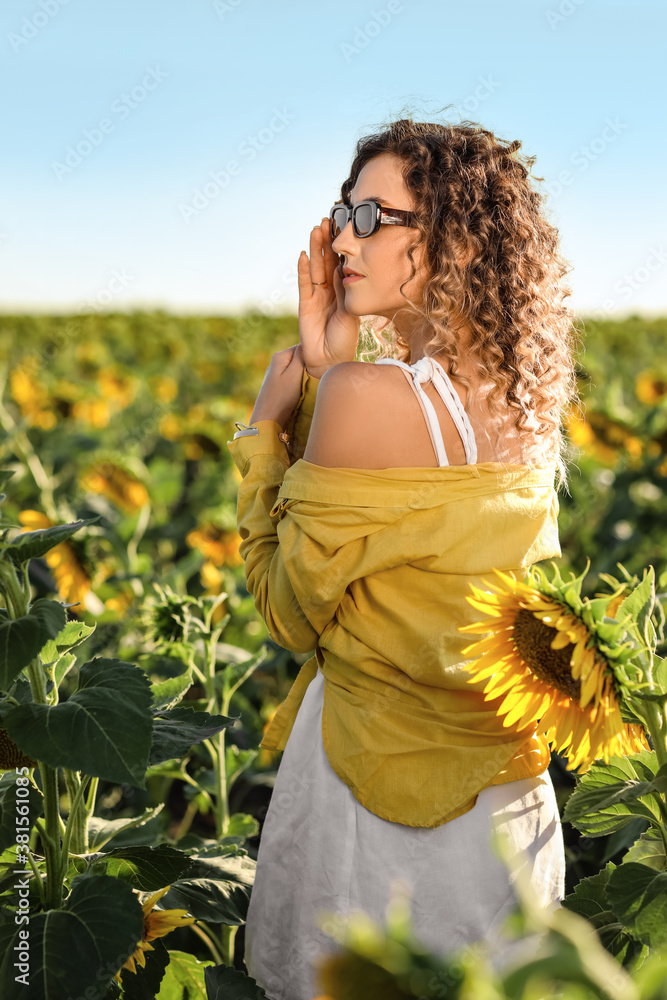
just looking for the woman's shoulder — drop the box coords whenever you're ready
[302,361,400,469]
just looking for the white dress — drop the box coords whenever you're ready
[243,357,566,1000]
[244,668,565,1000]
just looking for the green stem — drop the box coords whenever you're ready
[220,924,238,966]
[25,849,46,909]
[191,922,225,965]
[40,763,63,909]
[202,632,229,839]
[0,562,26,619]
[61,771,91,865]
[638,699,667,769]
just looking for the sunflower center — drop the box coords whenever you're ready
[513,607,581,700]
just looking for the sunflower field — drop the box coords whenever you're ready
[0,310,666,1000]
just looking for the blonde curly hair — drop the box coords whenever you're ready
[339,115,581,488]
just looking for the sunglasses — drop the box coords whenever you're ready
[329,200,417,240]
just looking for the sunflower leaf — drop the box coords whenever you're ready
[120,936,169,999]
[154,950,215,998]
[149,706,238,766]
[84,844,194,891]
[87,803,166,851]
[563,751,664,836]
[607,862,667,949]
[562,863,647,967]
[624,829,667,872]
[4,657,153,787]
[0,874,144,1000]
[158,852,256,924]
[0,516,100,565]
[0,599,67,691]
[616,567,656,650]
[204,963,269,999]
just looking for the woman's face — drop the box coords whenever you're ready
[332,153,428,324]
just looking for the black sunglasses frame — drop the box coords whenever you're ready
[329,200,417,240]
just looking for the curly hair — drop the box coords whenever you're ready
[338,115,581,489]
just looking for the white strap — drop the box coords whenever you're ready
[375,358,449,465]
[429,360,478,464]
[375,356,478,465]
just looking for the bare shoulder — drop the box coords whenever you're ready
[302,361,398,468]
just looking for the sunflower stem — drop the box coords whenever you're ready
[220,923,238,966]
[190,922,225,965]
[635,698,667,770]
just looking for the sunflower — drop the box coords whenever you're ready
[115,885,195,979]
[80,462,149,513]
[458,564,649,771]
[18,510,90,612]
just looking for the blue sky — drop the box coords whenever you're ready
[1,0,665,318]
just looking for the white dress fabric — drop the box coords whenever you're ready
[244,668,566,1000]
[243,356,566,999]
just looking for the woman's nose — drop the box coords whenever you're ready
[331,220,356,256]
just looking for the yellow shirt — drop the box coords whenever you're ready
[227,367,561,828]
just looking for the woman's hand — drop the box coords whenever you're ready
[249,343,306,428]
[298,218,361,379]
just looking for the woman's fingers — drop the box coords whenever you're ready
[321,216,340,287]
[308,223,328,287]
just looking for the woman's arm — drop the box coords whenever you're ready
[227,369,321,652]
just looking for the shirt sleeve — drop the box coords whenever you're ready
[226,368,321,653]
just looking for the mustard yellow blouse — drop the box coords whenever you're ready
[227,367,561,828]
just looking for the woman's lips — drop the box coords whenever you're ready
[342,274,365,284]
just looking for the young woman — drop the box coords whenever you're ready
[227,117,579,1000]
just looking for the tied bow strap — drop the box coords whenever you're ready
[408,357,477,466]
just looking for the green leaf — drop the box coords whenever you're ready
[562,863,646,966]
[150,706,237,766]
[155,950,214,999]
[204,963,269,1000]
[624,830,667,872]
[0,773,42,854]
[150,667,193,711]
[0,599,66,691]
[0,516,100,565]
[226,813,259,840]
[0,471,16,493]
[225,745,258,791]
[88,804,166,851]
[0,874,144,1000]
[87,844,194,891]
[562,750,664,836]
[120,937,170,999]
[220,649,267,700]
[653,656,667,695]
[40,619,96,665]
[607,862,667,949]
[4,657,153,787]
[159,852,256,924]
[616,566,656,647]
